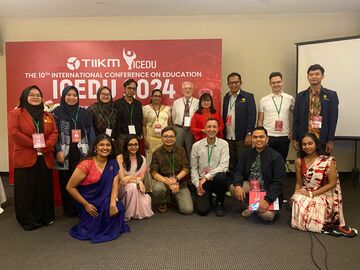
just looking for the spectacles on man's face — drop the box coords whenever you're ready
[28,94,42,98]
[128,143,139,147]
[152,95,162,98]
[228,81,240,85]
[163,135,175,139]
[126,86,136,91]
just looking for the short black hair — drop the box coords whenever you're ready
[269,72,282,81]
[227,72,242,83]
[123,78,138,88]
[151,89,162,96]
[307,64,325,75]
[251,126,268,136]
[161,126,176,136]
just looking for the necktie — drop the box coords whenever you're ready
[182,100,190,126]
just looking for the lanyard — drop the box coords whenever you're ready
[32,119,40,134]
[96,104,110,128]
[203,110,211,120]
[272,95,283,118]
[151,104,161,120]
[124,101,134,125]
[165,152,175,176]
[71,109,79,129]
[207,144,215,166]
[228,94,237,112]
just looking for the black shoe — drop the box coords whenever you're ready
[215,202,225,217]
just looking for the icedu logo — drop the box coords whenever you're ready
[66,57,81,70]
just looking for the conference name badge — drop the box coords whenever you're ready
[274,120,284,131]
[183,116,191,127]
[128,125,136,135]
[226,115,232,125]
[154,123,162,135]
[105,128,112,137]
[71,129,81,143]
[311,115,322,129]
[32,133,46,148]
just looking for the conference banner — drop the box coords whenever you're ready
[6,39,222,191]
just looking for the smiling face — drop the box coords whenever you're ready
[64,89,78,106]
[182,82,194,99]
[99,88,111,104]
[252,129,269,151]
[151,90,162,105]
[201,97,212,109]
[162,130,176,147]
[270,76,283,94]
[228,75,242,94]
[127,138,140,155]
[27,88,42,106]
[307,69,324,86]
[95,139,112,158]
[124,82,137,98]
[205,119,219,139]
[301,136,317,156]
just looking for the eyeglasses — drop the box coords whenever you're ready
[128,143,139,147]
[152,95,162,98]
[126,87,136,91]
[163,135,176,139]
[100,93,111,97]
[28,94,42,98]
[228,81,240,85]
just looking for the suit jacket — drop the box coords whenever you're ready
[222,90,256,140]
[8,108,58,168]
[233,146,285,205]
[293,87,339,144]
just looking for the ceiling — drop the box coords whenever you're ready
[0,0,360,18]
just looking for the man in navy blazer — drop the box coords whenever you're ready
[223,72,256,174]
[293,64,339,154]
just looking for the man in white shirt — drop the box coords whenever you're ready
[191,118,230,216]
[258,72,295,162]
[171,81,199,160]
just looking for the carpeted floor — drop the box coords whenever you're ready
[0,173,359,270]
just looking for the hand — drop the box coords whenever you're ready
[295,189,310,197]
[169,183,180,194]
[139,181,146,193]
[292,140,300,151]
[234,185,246,201]
[197,177,207,196]
[244,134,252,146]
[326,140,334,154]
[258,200,269,213]
[85,203,98,218]
[109,204,118,217]
[165,177,177,186]
[56,151,65,164]
[144,139,149,149]
[288,132,293,140]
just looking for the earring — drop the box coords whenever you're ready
[94,150,97,154]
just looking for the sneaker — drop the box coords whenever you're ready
[215,202,225,217]
[241,209,253,218]
[158,203,168,213]
[44,220,54,226]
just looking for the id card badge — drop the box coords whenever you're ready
[311,115,322,129]
[128,125,136,135]
[32,133,46,148]
[154,123,162,135]
[250,179,261,191]
[71,129,81,143]
[105,128,112,136]
[274,120,284,131]
[203,166,211,174]
[226,115,232,125]
[183,116,191,127]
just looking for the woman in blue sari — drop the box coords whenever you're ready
[66,134,130,243]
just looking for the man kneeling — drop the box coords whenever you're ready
[232,127,285,221]
[191,118,230,216]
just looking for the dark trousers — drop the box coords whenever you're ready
[195,172,229,216]
[14,156,54,229]
[226,139,249,174]
[268,136,290,162]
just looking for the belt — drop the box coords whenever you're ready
[174,124,189,129]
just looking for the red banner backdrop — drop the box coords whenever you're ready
[6,39,222,203]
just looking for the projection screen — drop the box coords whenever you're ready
[296,35,360,139]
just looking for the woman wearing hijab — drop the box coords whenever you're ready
[52,85,95,217]
[87,86,118,138]
[8,85,58,230]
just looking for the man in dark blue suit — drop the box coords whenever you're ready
[293,64,339,154]
[223,72,256,175]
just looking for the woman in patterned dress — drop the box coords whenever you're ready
[291,132,345,233]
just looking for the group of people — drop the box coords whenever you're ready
[8,63,353,243]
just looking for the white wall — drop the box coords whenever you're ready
[1,12,360,171]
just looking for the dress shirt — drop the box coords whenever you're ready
[259,92,295,137]
[190,137,229,187]
[225,91,239,140]
[171,97,199,126]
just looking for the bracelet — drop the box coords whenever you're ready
[309,191,313,199]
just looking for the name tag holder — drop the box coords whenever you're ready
[71,129,81,143]
[32,133,46,148]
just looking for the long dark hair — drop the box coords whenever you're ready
[196,92,216,114]
[122,135,143,171]
[84,134,115,160]
[299,132,322,157]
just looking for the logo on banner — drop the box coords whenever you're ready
[123,48,137,70]
[66,57,81,70]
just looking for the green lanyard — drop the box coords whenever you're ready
[207,144,215,166]
[165,152,175,176]
[71,109,79,130]
[272,95,283,119]
[32,119,40,134]
[96,104,110,128]
[125,101,134,125]
[228,95,237,112]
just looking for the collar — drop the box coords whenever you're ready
[271,91,283,98]
[205,137,218,147]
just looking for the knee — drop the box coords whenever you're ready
[152,182,167,195]
[196,207,210,216]
[179,203,194,215]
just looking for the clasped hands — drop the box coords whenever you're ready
[165,177,179,194]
